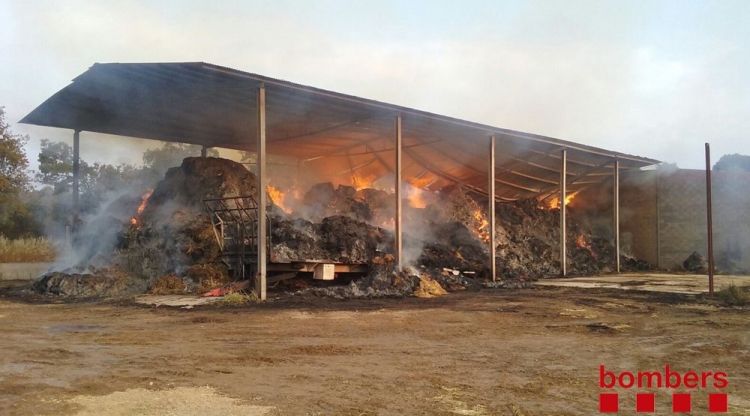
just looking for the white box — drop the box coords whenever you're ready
[313,263,335,280]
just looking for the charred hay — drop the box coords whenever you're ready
[34,156,652,299]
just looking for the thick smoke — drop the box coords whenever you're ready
[52,186,150,272]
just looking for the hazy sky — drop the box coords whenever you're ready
[1,0,748,169]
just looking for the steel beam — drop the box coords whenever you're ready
[404,147,517,202]
[489,135,497,281]
[613,159,620,273]
[395,115,403,269]
[705,143,715,295]
[203,64,659,166]
[560,149,567,277]
[256,83,267,300]
[538,159,613,202]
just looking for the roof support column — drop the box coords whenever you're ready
[613,159,620,273]
[200,145,208,158]
[560,149,567,277]
[255,83,267,301]
[705,143,715,295]
[488,135,497,281]
[394,114,403,269]
[72,129,81,232]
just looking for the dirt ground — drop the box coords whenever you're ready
[0,277,748,415]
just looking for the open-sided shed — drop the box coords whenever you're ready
[21,62,659,299]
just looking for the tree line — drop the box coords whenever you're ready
[0,107,217,239]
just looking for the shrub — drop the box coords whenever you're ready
[717,284,749,306]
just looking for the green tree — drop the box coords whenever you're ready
[36,139,81,193]
[0,107,30,194]
[0,107,39,237]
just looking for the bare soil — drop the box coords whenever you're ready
[0,281,748,415]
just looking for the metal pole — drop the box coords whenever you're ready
[201,145,208,158]
[705,143,715,295]
[489,135,497,281]
[613,159,620,273]
[256,83,267,300]
[655,172,661,269]
[72,130,80,230]
[560,149,567,276]
[395,115,403,269]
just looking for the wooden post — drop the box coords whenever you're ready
[560,149,567,276]
[488,135,497,281]
[72,130,80,229]
[705,143,715,295]
[613,159,620,273]
[395,115,403,269]
[201,145,208,158]
[256,83,267,300]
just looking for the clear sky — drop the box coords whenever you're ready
[1,0,748,169]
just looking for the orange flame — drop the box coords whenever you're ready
[472,208,490,242]
[407,186,427,209]
[405,178,434,209]
[576,234,597,259]
[130,189,154,226]
[546,192,578,209]
[267,185,292,214]
[379,217,395,230]
[352,174,377,191]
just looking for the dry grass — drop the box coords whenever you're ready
[717,284,749,306]
[149,274,188,295]
[217,291,258,306]
[0,236,56,263]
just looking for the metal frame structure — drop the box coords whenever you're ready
[204,195,262,280]
[20,62,659,299]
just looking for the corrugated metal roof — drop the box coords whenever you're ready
[20,62,659,201]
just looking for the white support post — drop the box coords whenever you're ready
[560,149,567,277]
[395,115,403,269]
[613,159,620,273]
[489,135,497,281]
[256,83,267,300]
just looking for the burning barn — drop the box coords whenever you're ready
[21,62,659,300]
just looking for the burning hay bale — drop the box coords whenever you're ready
[35,157,250,297]
[33,155,651,300]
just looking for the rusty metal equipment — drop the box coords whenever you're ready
[203,195,269,280]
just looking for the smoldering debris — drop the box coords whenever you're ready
[34,268,147,298]
[32,156,652,300]
[683,251,708,273]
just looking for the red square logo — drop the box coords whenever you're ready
[708,393,728,413]
[673,393,691,413]
[636,392,655,412]
[600,393,619,413]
